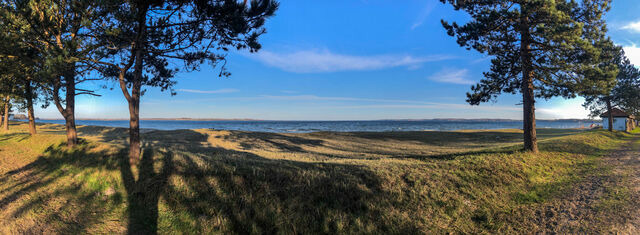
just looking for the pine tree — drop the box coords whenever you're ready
[583,48,640,130]
[94,0,278,164]
[440,0,616,152]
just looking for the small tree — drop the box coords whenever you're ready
[96,0,278,163]
[440,0,616,152]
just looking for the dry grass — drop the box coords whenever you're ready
[0,121,633,233]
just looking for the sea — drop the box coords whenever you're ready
[17,119,601,133]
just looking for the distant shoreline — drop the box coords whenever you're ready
[21,118,600,122]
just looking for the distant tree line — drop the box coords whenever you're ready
[0,0,278,164]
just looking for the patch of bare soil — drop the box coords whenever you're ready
[532,135,640,234]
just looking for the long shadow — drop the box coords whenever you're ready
[135,130,407,233]
[395,147,522,161]
[215,131,325,152]
[115,128,602,233]
[0,133,31,142]
[0,126,597,233]
[325,129,584,146]
[393,131,607,161]
[163,150,403,233]
[120,145,173,234]
[0,129,409,234]
[0,141,123,233]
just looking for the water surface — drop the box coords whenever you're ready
[21,119,599,133]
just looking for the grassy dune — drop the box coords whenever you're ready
[0,121,633,233]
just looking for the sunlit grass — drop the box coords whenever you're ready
[0,121,634,233]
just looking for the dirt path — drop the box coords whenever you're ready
[533,134,640,233]
[607,136,640,233]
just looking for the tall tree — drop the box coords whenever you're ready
[1,0,105,146]
[440,0,616,152]
[0,34,44,135]
[583,48,640,130]
[96,0,278,163]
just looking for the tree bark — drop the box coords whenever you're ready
[606,98,613,132]
[65,68,78,147]
[520,12,538,153]
[3,95,9,131]
[128,75,142,164]
[25,79,36,135]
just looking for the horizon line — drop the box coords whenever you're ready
[15,117,602,122]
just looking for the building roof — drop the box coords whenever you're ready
[600,108,633,118]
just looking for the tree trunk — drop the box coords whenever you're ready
[522,72,538,152]
[128,45,143,164]
[606,98,613,132]
[64,68,78,147]
[25,80,36,135]
[3,95,9,131]
[520,13,538,153]
[128,83,141,165]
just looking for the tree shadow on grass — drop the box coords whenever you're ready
[390,130,610,161]
[0,133,31,142]
[216,131,325,152]
[0,129,417,234]
[133,130,415,233]
[328,129,585,146]
[119,145,173,234]
[394,147,522,161]
[0,141,124,233]
[160,148,396,233]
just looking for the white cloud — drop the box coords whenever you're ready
[623,44,640,67]
[428,68,476,85]
[177,88,239,94]
[622,20,640,33]
[250,49,456,73]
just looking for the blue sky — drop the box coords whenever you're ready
[35,0,640,120]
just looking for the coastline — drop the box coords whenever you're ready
[13,119,600,133]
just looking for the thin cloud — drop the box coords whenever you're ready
[411,0,437,30]
[260,95,438,104]
[250,49,456,73]
[623,44,640,67]
[177,88,239,94]
[428,68,476,85]
[151,95,444,104]
[336,104,520,112]
[260,95,520,112]
[622,20,640,33]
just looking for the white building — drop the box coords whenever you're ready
[600,108,635,132]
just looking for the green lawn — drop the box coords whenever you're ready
[0,121,633,233]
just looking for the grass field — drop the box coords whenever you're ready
[0,121,634,233]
